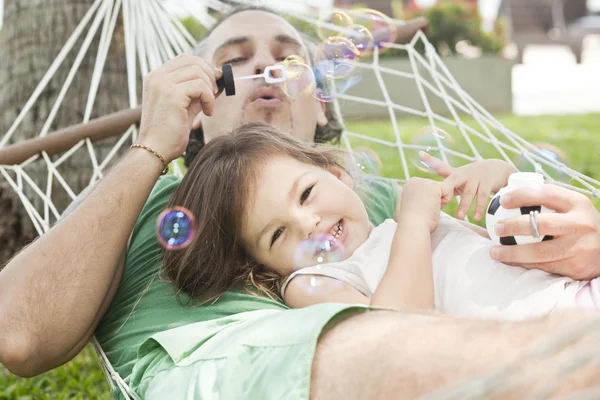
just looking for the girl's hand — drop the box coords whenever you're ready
[419,152,517,221]
[397,177,453,232]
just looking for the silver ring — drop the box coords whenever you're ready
[529,210,541,238]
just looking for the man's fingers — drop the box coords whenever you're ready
[179,80,215,116]
[509,259,576,277]
[162,54,199,73]
[494,213,594,237]
[420,151,453,178]
[196,61,221,94]
[490,236,571,265]
[500,184,584,213]
[170,64,210,88]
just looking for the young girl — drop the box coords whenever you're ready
[162,122,598,320]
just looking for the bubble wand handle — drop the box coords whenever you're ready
[216,64,288,97]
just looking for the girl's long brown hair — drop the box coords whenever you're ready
[162,122,343,304]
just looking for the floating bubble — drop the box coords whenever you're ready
[156,207,196,250]
[351,147,383,176]
[342,24,375,55]
[283,55,306,65]
[314,36,361,79]
[513,143,570,182]
[317,11,354,41]
[410,127,456,173]
[293,233,347,270]
[348,8,397,53]
[281,56,317,98]
[312,62,362,102]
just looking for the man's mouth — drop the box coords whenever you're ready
[250,87,285,108]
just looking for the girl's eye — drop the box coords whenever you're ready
[300,185,314,205]
[271,227,284,247]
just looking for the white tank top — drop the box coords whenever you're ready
[281,214,580,320]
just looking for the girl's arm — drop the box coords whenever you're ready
[371,215,434,310]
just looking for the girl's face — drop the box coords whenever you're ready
[241,155,372,276]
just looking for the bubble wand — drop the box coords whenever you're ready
[216,63,288,96]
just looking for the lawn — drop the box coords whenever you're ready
[1,112,599,399]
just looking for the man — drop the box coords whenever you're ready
[1,6,600,399]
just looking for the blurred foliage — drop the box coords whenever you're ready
[180,15,209,42]
[398,0,505,56]
[290,1,505,59]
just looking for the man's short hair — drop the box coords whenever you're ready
[183,6,344,167]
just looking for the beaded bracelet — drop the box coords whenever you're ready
[130,144,169,175]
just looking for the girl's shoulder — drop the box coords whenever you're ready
[283,274,370,309]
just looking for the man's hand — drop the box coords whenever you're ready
[490,184,600,280]
[138,54,222,163]
[420,152,517,220]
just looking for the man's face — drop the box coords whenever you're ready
[199,11,328,143]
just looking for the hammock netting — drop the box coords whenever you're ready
[1,0,599,398]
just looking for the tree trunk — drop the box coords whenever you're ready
[0,0,133,266]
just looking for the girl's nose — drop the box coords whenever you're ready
[300,213,321,239]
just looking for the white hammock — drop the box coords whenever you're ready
[1,0,599,398]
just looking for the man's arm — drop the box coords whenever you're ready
[0,54,220,377]
[0,150,163,376]
[312,310,600,399]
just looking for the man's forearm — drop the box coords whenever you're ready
[312,310,600,399]
[0,149,164,376]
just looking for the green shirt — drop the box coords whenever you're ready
[95,175,398,380]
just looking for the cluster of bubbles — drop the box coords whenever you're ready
[513,142,570,182]
[406,127,570,184]
[156,207,197,250]
[279,8,398,102]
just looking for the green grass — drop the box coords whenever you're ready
[1,112,599,399]
[0,346,111,399]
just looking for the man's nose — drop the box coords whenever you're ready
[253,49,277,75]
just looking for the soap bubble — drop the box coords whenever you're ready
[347,8,397,53]
[410,127,456,173]
[293,233,347,270]
[281,56,316,98]
[342,24,375,55]
[513,143,570,182]
[314,36,361,79]
[156,207,196,250]
[317,10,354,41]
[312,60,362,102]
[351,147,383,176]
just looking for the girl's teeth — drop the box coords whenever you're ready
[330,221,342,238]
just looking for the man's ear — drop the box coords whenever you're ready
[315,100,328,128]
[192,112,204,129]
[328,165,353,187]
